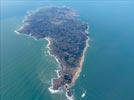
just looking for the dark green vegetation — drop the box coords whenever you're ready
[18,7,88,68]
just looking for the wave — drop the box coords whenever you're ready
[81,90,87,98]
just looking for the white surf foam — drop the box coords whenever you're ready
[14,30,20,35]
[48,86,61,94]
[81,90,86,98]
[65,92,74,100]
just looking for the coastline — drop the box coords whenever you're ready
[45,37,61,71]
[72,36,89,84]
[14,6,90,100]
[45,37,63,93]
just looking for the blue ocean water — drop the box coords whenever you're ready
[1,1,134,100]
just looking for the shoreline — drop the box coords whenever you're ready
[14,7,90,99]
[72,36,89,84]
[45,37,63,93]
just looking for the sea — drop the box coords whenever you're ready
[1,1,134,100]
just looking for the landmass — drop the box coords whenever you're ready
[16,6,89,100]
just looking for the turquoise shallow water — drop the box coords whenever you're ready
[1,1,134,100]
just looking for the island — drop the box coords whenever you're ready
[16,6,89,100]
